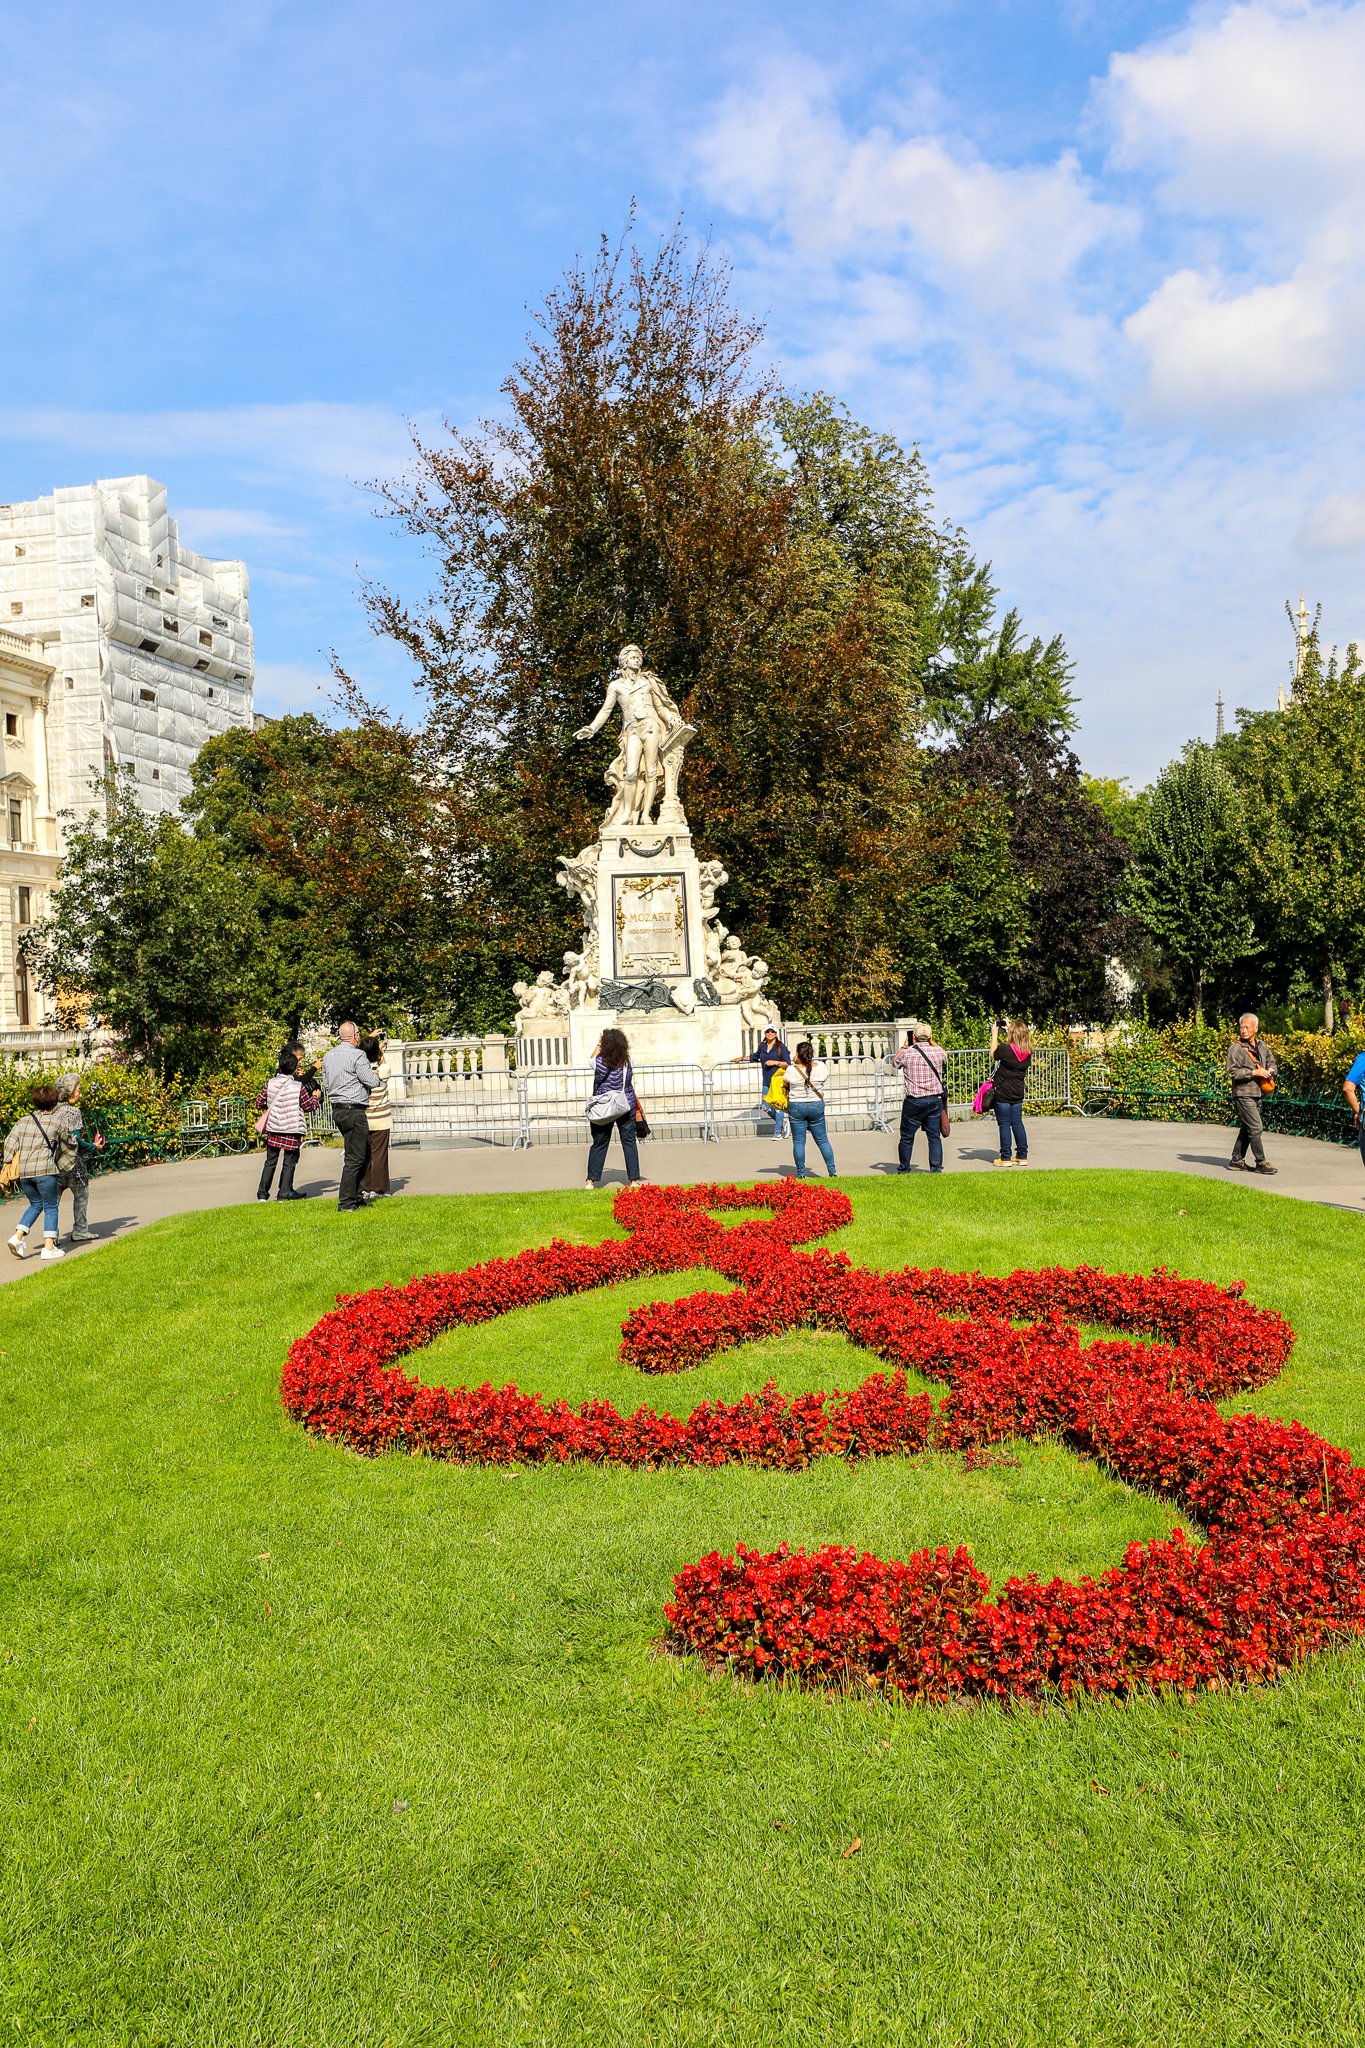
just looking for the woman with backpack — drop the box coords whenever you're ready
[54,1072,105,1242]
[254,1049,322,1202]
[785,1040,838,1179]
[989,1019,1032,1165]
[585,1028,648,1189]
[4,1083,72,1260]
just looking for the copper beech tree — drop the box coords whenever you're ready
[352,224,1080,1023]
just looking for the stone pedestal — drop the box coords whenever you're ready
[565,820,746,1069]
[567,998,745,1069]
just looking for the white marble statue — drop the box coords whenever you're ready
[563,947,600,1008]
[697,857,730,976]
[512,970,569,1024]
[575,644,695,828]
[713,935,780,1031]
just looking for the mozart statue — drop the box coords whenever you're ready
[575,644,695,828]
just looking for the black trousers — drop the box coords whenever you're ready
[332,1105,371,1209]
[1231,1091,1266,1165]
[587,1112,641,1184]
[257,1146,299,1199]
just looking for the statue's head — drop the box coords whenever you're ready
[618,644,643,672]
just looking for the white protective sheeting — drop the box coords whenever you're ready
[0,476,254,828]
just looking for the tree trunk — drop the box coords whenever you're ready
[1324,966,1336,1034]
[1193,970,1204,1027]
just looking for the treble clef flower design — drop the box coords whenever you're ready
[283,1182,1365,1705]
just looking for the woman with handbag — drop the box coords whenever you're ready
[585,1028,648,1189]
[989,1019,1032,1165]
[254,1049,322,1202]
[785,1041,838,1179]
[360,1034,393,1199]
[4,1083,72,1260]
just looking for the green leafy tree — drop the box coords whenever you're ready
[353,227,1068,1020]
[1224,637,1365,1031]
[21,783,263,1076]
[1128,743,1256,1024]
[935,719,1132,1021]
[185,714,466,1032]
[1083,774,1147,845]
[775,393,1076,740]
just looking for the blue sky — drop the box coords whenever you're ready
[4,0,1363,778]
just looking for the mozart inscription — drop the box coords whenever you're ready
[612,873,689,980]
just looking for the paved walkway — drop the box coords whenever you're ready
[3,1115,1363,1286]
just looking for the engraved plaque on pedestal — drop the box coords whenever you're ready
[612,873,690,980]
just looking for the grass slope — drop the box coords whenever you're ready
[2,1170,1365,2047]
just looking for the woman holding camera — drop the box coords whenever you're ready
[989,1019,1032,1165]
[585,1028,648,1188]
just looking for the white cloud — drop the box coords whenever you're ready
[1106,2,1365,421]
[1124,265,1356,417]
[1299,491,1365,553]
[696,57,1129,326]
[1105,0,1365,220]
[688,7,1365,775]
[0,403,428,490]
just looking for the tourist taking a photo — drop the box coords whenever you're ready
[989,1020,1032,1165]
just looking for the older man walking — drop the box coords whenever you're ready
[322,1022,377,1212]
[1226,1011,1277,1175]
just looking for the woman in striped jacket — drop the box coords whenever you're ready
[254,1050,321,1202]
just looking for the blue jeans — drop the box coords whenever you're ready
[789,1101,836,1176]
[18,1174,60,1235]
[898,1094,943,1172]
[994,1100,1027,1160]
[762,1084,786,1138]
[587,1113,641,1184]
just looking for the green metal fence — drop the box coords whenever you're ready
[1078,1057,1358,1146]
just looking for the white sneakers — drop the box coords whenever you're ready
[6,1232,64,1260]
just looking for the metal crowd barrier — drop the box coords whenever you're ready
[519,1063,711,1148]
[709,1060,778,1138]
[389,1069,528,1148]
[382,1048,1078,1149]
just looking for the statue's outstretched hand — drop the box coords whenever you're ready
[574,725,595,741]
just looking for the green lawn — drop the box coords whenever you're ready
[3,1169,1364,2046]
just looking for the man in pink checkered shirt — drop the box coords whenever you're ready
[892,1024,947,1174]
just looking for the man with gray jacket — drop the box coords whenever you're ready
[1226,1012,1277,1175]
[322,1022,377,1212]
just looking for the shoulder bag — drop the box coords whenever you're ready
[585,1063,633,1123]
[934,1054,951,1137]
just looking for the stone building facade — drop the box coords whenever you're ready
[0,629,61,1029]
[0,476,254,822]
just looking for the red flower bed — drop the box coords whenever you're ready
[281,1179,1365,1702]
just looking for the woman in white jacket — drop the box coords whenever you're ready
[785,1040,837,1178]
